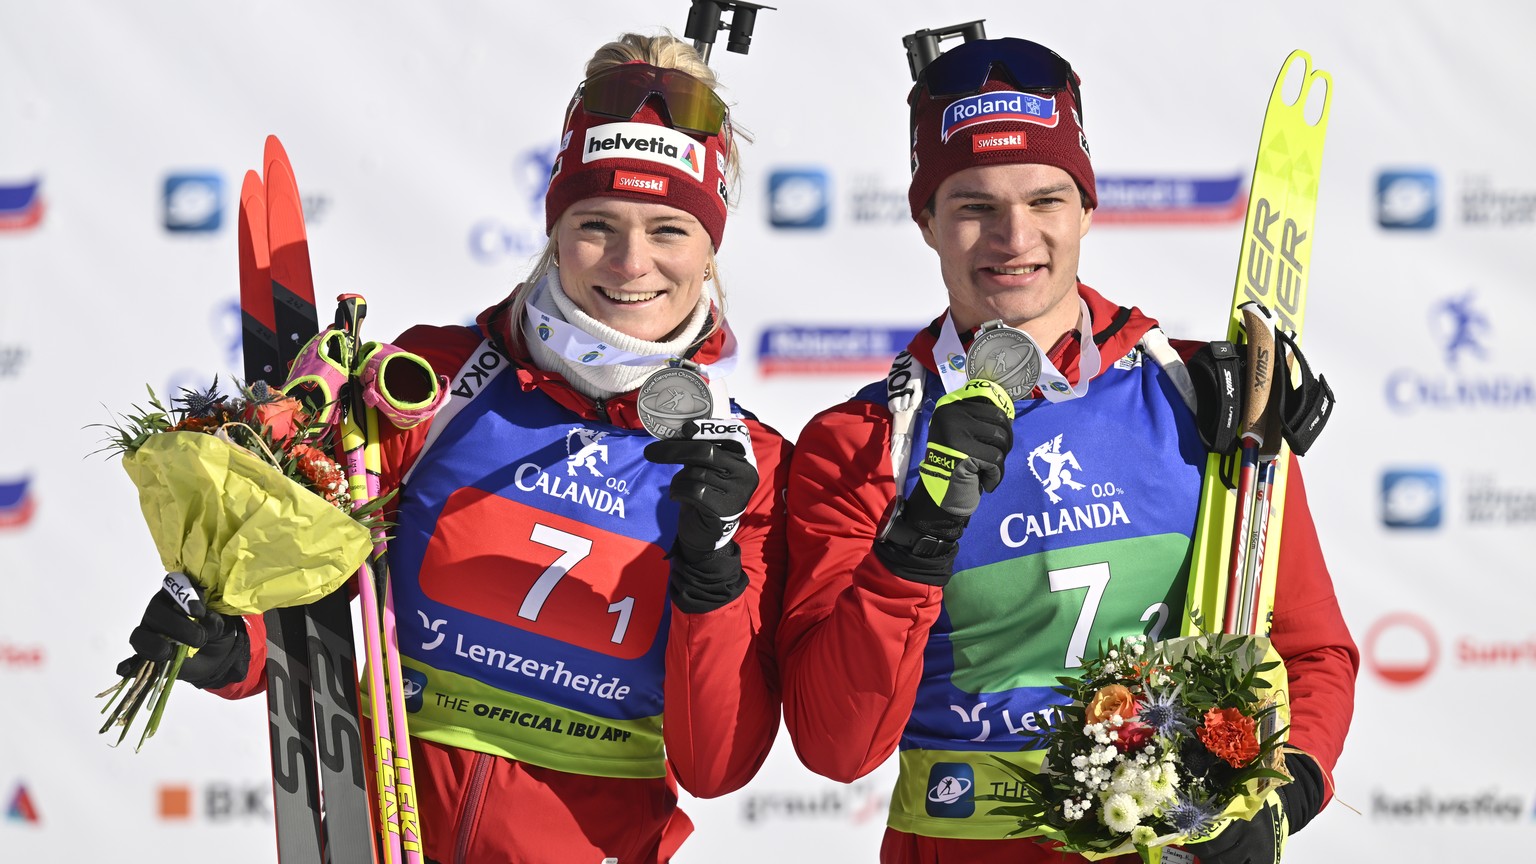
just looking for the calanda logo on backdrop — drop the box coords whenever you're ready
[1366,612,1536,686]
[1385,290,1536,413]
[470,140,557,265]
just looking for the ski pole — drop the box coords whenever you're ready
[363,405,423,862]
[334,295,406,864]
[1224,302,1278,635]
[335,294,424,864]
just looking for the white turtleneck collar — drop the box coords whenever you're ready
[524,268,713,401]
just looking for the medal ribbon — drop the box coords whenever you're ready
[931,297,1099,402]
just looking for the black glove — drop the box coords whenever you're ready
[118,572,250,690]
[644,418,759,613]
[1183,753,1326,864]
[876,379,1014,585]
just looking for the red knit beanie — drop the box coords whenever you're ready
[544,84,732,249]
[908,72,1095,221]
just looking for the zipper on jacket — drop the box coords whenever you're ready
[594,398,610,424]
[453,752,494,864]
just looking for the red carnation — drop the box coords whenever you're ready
[1197,707,1260,768]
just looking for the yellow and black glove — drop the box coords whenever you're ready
[876,379,1014,586]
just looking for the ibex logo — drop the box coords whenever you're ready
[1028,435,1086,504]
[565,428,610,478]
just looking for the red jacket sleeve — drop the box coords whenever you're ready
[1269,457,1359,802]
[777,401,944,783]
[663,420,790,797]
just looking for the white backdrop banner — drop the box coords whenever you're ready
[2,1,1533,861]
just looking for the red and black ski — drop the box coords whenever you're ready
[240,136,376,864]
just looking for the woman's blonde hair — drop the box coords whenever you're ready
[504,31,745,352]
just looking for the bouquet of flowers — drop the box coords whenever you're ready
[983,632,1291,863]
[93,379,381,749]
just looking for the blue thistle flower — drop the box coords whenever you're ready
[175,380,228,418]
[247,379,276,404]
[1164,793,1222,839]
[1139,684,1191,737]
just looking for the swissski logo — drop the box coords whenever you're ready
[767,168,829,229]
[1377,169,1438,230]
[0,475,35,529]
[163,172,224,232]
[1381,468,1442,529]
[0,179,44,230]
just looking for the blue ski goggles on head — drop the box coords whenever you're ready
[910,36,1083,122]
[576,62,729,137]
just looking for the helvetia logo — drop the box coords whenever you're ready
[583,122,704,180]
[0,179,44,230]
[5,783,39,824]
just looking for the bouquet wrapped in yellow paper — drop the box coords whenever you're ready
[94,381,381,749]
[122,430,370,614]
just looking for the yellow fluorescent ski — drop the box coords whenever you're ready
[1185,50,1331,637]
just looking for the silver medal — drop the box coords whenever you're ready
[966,322,1041,399]
[637,366,714,439]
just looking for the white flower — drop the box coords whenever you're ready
[1131,825,1157,846]
[1101,792,1142,834]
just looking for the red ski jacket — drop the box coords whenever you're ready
[777,284,1357,863]
[217,293,789,863]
